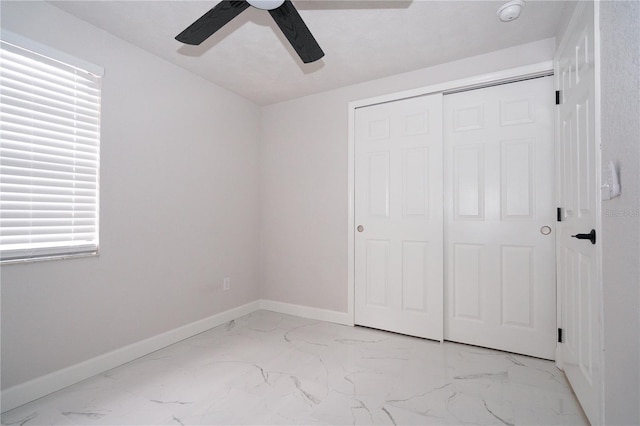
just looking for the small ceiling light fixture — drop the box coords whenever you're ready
[497,0,525,22]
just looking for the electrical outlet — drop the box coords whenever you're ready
[223,277,230,291]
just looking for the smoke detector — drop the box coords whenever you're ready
[497,0,525,22]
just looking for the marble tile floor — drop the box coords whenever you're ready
[2,310,588,426]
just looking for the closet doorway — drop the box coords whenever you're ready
[353,76,556,359]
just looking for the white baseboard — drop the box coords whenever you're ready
[259,299,353,326]
[1,300,260,413]
[1,299,351,413]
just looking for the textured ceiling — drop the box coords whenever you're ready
[49,0,571,105]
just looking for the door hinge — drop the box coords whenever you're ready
[555,90,561,105]
[558,328,563,343]
[557,207,562,222]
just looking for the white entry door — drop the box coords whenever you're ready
[556,3,602,424]
[443,76,557,360]
[354,94,443,340]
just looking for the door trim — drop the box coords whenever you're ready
[348,61,554,325]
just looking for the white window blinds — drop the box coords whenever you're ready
[0,38,102,262]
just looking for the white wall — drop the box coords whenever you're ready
[260,38,556,313]
[0,1,261,390]
[600,2,640,424]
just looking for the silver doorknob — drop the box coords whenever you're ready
[540,225,552,235]
[357,225,364,232]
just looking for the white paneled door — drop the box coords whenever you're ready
[354,94,444,340]
[443,77,557,360]
[556,3,602,423]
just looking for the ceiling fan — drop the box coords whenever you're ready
[175,0,324,64]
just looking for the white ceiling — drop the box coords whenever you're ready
[49,0,571,105]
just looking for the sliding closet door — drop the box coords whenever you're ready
[444,77,556,359]
[354,94,443,340]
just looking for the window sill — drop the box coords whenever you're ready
[0,250,99,266]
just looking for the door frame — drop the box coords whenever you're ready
[348,61,554,327]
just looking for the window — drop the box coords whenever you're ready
[0,34,103,263]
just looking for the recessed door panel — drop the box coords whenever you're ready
[367,152,390,217]
[562,109,576,217]
[403,148,429,218]
[500,98,535,126]
[501,139,534,219]
[403,112,429,136]
[453,243,483,321]
[402,241,429,312]
[454,145,484,220]
[368,118,390,140]
[577,95,592,215]
[365,240,389,307]
[453,104,484,132]
[564,247,578,352]
[578,253,593,378]
[501,245,534,328]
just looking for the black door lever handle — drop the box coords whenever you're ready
[571,229,596,245]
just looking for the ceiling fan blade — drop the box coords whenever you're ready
[176,1,250,45]
[268,1,324,63]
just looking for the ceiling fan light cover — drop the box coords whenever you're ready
[247,0,285,10]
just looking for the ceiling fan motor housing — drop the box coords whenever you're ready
[247,0,285,10]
